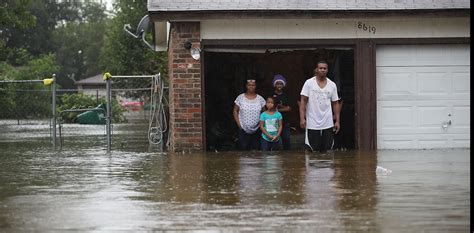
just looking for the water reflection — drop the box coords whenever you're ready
[0,145,469,231]
[332,151,378,231]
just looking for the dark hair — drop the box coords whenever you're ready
[244,79,256,88]
[314,60,329,75]
[317,60,328,66]
[264,96,275,110]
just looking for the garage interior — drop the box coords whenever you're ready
[204,48,355,151]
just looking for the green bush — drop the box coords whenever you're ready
[57,93,127,123]
[0,55,58,119]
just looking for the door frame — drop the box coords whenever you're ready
[200,37,469,150]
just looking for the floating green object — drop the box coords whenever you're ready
[143,103,156,110]
[75,104,106,124]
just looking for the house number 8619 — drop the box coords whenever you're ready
[357,22,376,34]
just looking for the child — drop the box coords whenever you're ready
[259,96,283,151]
[272,74,292,150]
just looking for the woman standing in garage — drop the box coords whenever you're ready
[233,79,266,150]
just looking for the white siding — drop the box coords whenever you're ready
[201,17,469,40]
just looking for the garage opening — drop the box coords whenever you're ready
[204,48,355,151]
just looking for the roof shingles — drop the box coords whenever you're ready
[148,0,470,11]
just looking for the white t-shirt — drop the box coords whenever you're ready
[300,77,339,130]
[234,93,266,134]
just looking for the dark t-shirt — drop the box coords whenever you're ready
[272,92,290,123]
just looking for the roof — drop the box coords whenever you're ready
[148,0,470,12]
[75,74,105,85]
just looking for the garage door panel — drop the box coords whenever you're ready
[377,44,470,67]
[379,135,461,149]
[377,136,415,149]
[447,46,471,65]
[417,138,450,149]
[418,106,450,128]
[377,70,414,99]
[452,71,470,96]
[452,105,470,125]
[416,72,450,96]
[377,105,413,128]
[376,46,414,67]
[376,66,467,101]
[452,136,470,148]
[376,44,470,149]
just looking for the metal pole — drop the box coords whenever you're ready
[0,80,44,83]
[106,77,112,152]
[157,74,164,152]
[158,102,163,152]
[51,74,57,150]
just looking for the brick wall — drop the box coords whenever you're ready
[168,22,203,152]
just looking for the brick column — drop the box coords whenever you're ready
[168,22,203,152]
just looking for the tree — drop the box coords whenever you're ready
[0,0,36,64]
[3,0,83,66]
[99,0,167,77]
[52,2,108,88]
[0,54,59,119]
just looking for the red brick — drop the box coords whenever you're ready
[173,78,187,84]
[168,22,202,152]
[187,69,201,73]
[187,108,201,113]
[179,74,193,79]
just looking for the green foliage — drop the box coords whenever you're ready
[52,2,109,88]
[0,0,36,63]
[99,0,167,77]
[57,93,127,123]
[3,0,82,65]
[0,0,168,122]
[0,55,59,119]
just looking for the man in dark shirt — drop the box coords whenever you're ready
[272,74,292,150]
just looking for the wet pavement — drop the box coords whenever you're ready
[0,142,469,232]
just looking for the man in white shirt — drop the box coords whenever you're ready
[299,61,341,153]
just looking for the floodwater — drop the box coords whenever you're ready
[0,142,469,232]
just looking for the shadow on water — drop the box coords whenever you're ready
[0,144,469,231]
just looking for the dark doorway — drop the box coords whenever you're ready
[204,48,355,151]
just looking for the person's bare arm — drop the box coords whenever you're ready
[233,104,241,129]
[332,101,341,134]
[299,95,308,129]
[277,105,291,113]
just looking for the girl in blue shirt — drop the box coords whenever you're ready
[259,96,283,151]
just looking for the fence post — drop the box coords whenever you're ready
[157,74,164,152]
[105,74,112,152]
[51,74,57,150]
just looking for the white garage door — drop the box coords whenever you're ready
[376,44,470,149]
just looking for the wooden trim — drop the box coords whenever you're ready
[354,40,377,150]
[149,9,470,21]
[202,39,356,48]
[201,51,207,151]
[201,37,470,49]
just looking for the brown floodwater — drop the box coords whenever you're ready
[0,142,469,232]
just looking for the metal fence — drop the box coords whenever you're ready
[0,78,55,146]
[107,74,169,151]
[0,74,168,152]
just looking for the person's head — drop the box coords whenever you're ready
[314,61,329,78]
[245,79,256,93]
[265,96,276,111]
[272,74,287,92]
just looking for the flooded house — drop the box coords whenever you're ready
[147,0,470,152]
[75,74,107,98]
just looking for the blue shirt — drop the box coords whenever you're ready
[260,111,282,142]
